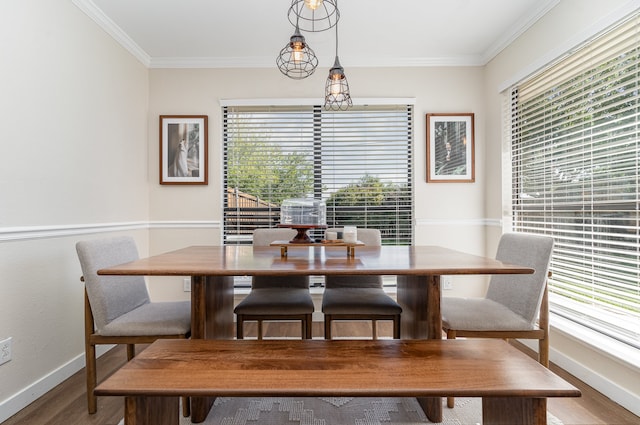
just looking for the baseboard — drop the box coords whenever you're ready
[549,345,640,417]
[518,339,640,417]
[0,345,113,423]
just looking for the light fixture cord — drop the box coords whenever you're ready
[334,1,339,57]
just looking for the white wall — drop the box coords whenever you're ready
[0,0,150,420]
[146,65,490,300]
[483,0,640,415]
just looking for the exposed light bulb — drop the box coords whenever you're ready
[329,75,342,96]
[292,41,304,63]
[305,0,323,10]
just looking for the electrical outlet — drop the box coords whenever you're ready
[183,278,191,292]
[0,337,12,366]
[442,276,453,290]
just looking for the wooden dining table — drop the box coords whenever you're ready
[98,244,534,423]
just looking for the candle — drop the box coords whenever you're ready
[343,226,357,243]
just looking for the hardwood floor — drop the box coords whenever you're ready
[3,321,638,425]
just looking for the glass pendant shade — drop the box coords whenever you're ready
[324,56,352,110]
[288,0,339,32]
[276,27,318,79]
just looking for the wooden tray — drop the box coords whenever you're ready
[270,240,364,257]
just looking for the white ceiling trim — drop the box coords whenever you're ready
[149,56,486,69]
[74,0,559,70]
[498,0,640,92]
[479,0,560,64]
[72,0,151,67]
[77,0,481,69]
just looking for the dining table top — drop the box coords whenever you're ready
[98,244,534,277]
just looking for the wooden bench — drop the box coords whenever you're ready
[95,339,580,425]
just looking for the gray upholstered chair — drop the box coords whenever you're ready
[441,232,554,408]
[322,228,402,339]
[234,228,315,339]
[76,236,191,415]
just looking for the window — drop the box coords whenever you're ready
[507,15,640,349]
[223,103,413,245]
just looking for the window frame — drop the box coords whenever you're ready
[221,99,415,247]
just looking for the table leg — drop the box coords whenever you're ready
[191,276,207,339]
[396,274,443,422]
[124,396,178,425]
[482,397,547,425]
[204,275,235,339]
[190,275,235,423]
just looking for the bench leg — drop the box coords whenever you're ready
[124,396,179,425]
[482,397,547,425]
[416,397,442,423]
[398,275,444,423]
[190,275,232,423]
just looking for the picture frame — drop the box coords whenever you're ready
[426,113,475,183]
[159,115,208,185]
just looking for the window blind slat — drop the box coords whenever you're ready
[508,14,640,349]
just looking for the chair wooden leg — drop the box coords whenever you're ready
[372,320,378,340]
[236,316,244,339]
[301,318,306,339]
[126,344,135,361]
[446,330,456,408]
[393,316,401,339]
[324,316,332,339]
[84,289,98,414]
[257,320,263,340]
[304,314,313,339]
[539,281,550,367]
[86,342,97,414]
[539,336,549,367]
[182,396,190,417]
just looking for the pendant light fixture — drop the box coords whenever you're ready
[324,16,352,111]
[288,0,339,33]
[276,24,318,79]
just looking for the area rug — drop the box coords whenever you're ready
[120,397,563,425]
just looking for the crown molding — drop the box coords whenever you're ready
[148,55,487,69]
[480,0,560,64]
[498,0,640,92]
[72,0,151,67]
[72,0,513,70]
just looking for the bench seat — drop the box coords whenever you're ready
[96,339,580,425]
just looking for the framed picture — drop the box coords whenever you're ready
[426,113,475,183]
[160,115,208,185]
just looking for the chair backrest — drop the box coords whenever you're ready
[251,228,309,289]
[76,236,150,332]
[325,228,383,289]
[485,233,554,326]
[253,228,297,246]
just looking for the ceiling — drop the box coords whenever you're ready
[74,0,560,69]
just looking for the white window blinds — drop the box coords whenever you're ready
[223,104,413,245]
[508,14,640,349]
